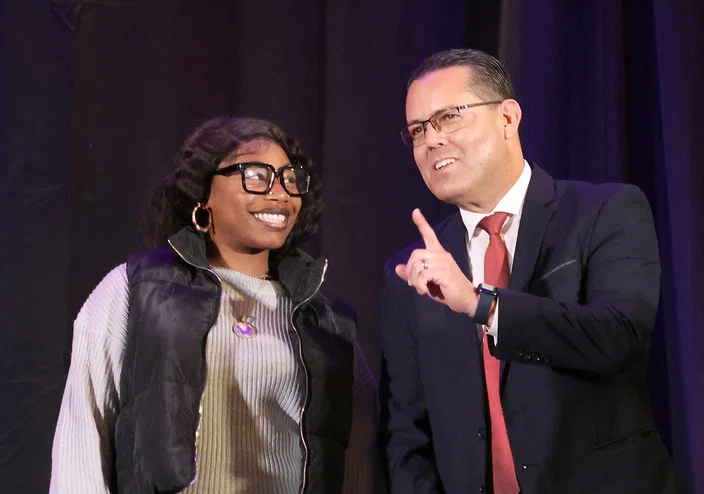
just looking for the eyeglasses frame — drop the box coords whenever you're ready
[400,100,505,147]
[211,161,310,197]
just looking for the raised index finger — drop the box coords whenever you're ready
[412,208,444,251]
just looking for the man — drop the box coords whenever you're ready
[379,48,681,494]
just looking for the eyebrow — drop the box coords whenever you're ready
[406,105,455,126]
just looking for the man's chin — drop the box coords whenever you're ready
[428,184,464,206]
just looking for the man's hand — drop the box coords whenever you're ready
[395,209,478,315]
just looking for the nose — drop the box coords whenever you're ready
[423,123,447,148]
[267,178,288,200]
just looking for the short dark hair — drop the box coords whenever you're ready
[142,116,323,268]
[407,48,515,101]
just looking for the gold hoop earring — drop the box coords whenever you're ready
[191,203,213,233]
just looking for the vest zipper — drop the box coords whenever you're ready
[167,240,223,486]
[290,259,328,494]
[169,239,327,492]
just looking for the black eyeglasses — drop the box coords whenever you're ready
[400,100,504,147]
[212,161,311,196]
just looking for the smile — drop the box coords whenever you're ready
[434,158,456,170]
[252,212,288,228]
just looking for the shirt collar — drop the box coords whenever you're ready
[459,160,532,235]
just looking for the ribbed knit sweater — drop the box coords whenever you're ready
[50,263,380,493]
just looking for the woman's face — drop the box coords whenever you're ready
[206,139,302,256]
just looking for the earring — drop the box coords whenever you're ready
[191,203,213,233]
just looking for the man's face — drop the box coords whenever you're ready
[406,66,508,211]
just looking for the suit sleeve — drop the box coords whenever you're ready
[50,264,128,493]
[491,184,661,375]
[379,268,444,494]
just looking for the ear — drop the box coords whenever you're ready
[500,99,522,139]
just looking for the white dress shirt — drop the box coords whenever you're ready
[459,160,532,344]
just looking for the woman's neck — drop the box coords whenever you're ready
[207,245,270,277]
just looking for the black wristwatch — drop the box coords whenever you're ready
[474,283,499,325]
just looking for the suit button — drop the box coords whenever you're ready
[477,427,485,440]
[479,486,484,493]
[525,353,534,361]
[515,349,524,358]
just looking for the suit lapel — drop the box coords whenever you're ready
[501,163,557,377]
[509,163,556,292]
[419,213,484,383]
[426,213,477,346]
[441,214,480,354]
[415,213,471,331]
[414,215,486,453]
[440,212,472,281]
[439,214,487,404]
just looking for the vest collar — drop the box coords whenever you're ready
[167,225,327,304]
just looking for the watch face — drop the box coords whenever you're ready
[480,283,497,294]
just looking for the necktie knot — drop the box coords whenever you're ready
[478,212,509,236]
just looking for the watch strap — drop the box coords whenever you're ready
[474,283,498,325]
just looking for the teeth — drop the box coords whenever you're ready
[435,158,456,170]
[254,213,286,224]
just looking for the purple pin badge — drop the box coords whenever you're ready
[232,320,256,339]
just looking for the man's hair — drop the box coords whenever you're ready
[407,48,515,101]
[142,116,323,268]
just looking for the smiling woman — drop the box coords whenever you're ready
[49,117,381,494]
[202,138,306,274]
[143,117,323,276]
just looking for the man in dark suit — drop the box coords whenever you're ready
[379,48,682,494]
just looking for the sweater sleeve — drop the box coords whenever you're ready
[342,341,386,494]
[49,264,129,494]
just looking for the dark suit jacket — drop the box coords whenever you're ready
[379,164,683,494]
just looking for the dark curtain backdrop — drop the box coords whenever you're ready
[1,1,702,493]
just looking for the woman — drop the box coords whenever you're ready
[50,117,380,493]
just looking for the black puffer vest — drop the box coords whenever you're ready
[114,226,356,493]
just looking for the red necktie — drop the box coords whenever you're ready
[477,212,520,494]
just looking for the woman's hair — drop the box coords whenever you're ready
[142,116,323,267]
